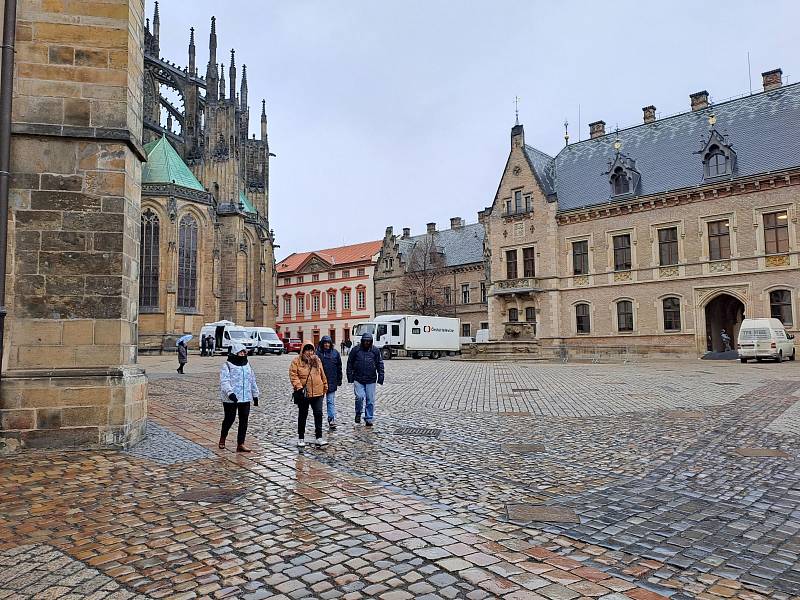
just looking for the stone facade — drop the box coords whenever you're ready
[138,6,276,352]
[1,0,147,451]
[482,77,800,357]
[374,220,488,339]
[276,241,382,346]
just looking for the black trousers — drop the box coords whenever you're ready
[221,401,251,445]
[297,395,323,439]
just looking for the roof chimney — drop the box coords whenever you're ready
[426,222,436,234]
[642,105,656,124]
[762,68,783,91]
[402,227,410,238]
[588,120,606,139]
[690,90,709,112]
[450,217,463,229]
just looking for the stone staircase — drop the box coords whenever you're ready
[457,340,546,361]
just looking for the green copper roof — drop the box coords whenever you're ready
[240,190,256,214]
[142,135,205,191]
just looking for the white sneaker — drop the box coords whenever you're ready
[315,437,328,447]
[297,438,305,448]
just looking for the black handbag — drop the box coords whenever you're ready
[292,369,312,404]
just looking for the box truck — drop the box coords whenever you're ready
[352,315,460,359]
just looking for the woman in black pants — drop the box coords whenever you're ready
[289,344,328,448]
[219,342,259,452]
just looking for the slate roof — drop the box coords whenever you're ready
[522,82,800,212]
[397,222,485,268]
[277,240,383,274]
[143,135,205,191]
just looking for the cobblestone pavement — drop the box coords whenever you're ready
[1,355,799,599]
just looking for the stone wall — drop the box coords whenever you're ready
[0,0,147,452]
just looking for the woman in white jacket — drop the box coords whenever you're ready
[219,341,260,452]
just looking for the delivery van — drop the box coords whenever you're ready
[737,318,796,363]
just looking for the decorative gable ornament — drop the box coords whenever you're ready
[605,147,641,198]
[696,125,736,181]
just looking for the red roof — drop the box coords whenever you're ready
[277,240,382,274]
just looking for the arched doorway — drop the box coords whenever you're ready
[704,294,745,352]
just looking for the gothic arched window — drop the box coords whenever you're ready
[178,214,198,310]
[611,167,629,195]
[139,209,160,309]
[704,145,729,178]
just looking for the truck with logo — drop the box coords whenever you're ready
[352,315,461,359]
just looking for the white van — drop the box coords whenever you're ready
[248,327,285,355]
[199,321,256,355]
[737,318,796,363]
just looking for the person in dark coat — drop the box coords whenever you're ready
[177,340,188,374]
[316,335,343,429]
[346,332,384,426]
[200,335,208,357]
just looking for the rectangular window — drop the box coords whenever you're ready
[443,286,451,305]
[462,323,471,337]
[663,297,682,331]
[613,234,632,271]
[524,194,532,212]
[328,271,336,279]
[283,277,291,285]
[296,295,304,313]
[617,301,634,332]
[572,240,589,275]
[328,292,336,311]
[284,297,291,315]
[312,295,320,312]
[342,269,350,278]
[480,282,487,303]
[764,211,789,254]
[382,292,388,311]
[312,273,320,282]
[461,283,470,304]
[770,290,793,325]
[506,249,518,279]
[508,308,518,322]
[522,247,536,277]
[505,199,512,214]
[480,322,489,330]
[658,227,679,266]
[514,190,523,213]
[392,324,400,336]
[357,290,366,310]
[390,292,396,310]
[525,307,536,322]
[343,292,350,310]
[576,304,590,334]
[357,267,366,276]
[708,220,731,260]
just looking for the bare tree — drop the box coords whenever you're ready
[397,234,448,316]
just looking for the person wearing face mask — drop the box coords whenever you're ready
[289,343,329,448]
[346,332,384,427]
[219,341,260,452]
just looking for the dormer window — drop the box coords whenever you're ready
[611,167,630,195]
[704,145,729,178]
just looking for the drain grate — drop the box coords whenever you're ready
[735,447,790,458]
[506,503,579,524]
[395,427,441,438]
[175,487,245,503]
[502,443,545,453]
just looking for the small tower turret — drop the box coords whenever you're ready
[240,64,248,109]
[152,1,160,56]
[229,49,237,106]
[188,27,196,75]
[219,63,226,100]
[206,16,218,102]
[260,99,267,142]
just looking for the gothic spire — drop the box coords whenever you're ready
[152,1,160,55]
[240,64,248,109]
[206,16,218,102]
[219,63,226,100]
[229,49,237,105]
[260,99,268,142]
[188,27,196,75]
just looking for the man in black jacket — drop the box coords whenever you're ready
[316,336,343,429]
[346,332,384,426]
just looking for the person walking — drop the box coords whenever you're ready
[346,332,384,427]
[219,341,259,452]
[316,335,343,430]
[200,335,208,357]
[340,340,346,355]
[177,340,188,374]
[345,338,352,355]
[289,343,328,448]
[721,329,732,352]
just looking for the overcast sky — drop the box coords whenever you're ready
[149,1,800,258]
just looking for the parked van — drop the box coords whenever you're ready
[199,321,256,355]
[248,327,284,355]
[737,318,796,363]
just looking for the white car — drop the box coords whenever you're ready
[737,318,796,363]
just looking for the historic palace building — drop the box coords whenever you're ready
[276,241,382,347]
[138,4,276,352]
[482,70,799,357]
[374,219,488,339]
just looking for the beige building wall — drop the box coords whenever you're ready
[1,0,147,451]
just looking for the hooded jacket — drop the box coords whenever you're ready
[346,332,385,385]
[315,335,343,392]
[220,342,260,403]
[289,353,328,398]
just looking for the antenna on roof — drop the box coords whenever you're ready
[747,52,752,95]
[563,119,569,146]
[514,96,520,125]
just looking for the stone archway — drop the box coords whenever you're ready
[704,293,745,352]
